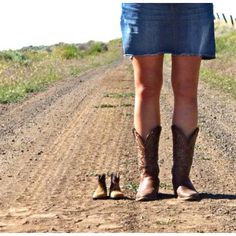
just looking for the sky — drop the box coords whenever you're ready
[0,0,235,50]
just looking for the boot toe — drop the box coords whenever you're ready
[110,191,124,199]
[176,186,200,201]
[136,189,158,201]
[92,191,108,200]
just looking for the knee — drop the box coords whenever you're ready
[136,85,159,100]
[135,72,163,99]
[136,80,162,101]
[173,85,197,103]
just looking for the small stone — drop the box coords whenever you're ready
[22,220,29,225]
[37,151,43,155]
[74,219,83,223]
[51,227,57,231]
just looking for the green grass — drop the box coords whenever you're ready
[104,92,134,98]
[200,68,236,99]
[216,30,236,56]
[125,182,139,193]
[120,103,133,107]
[159,182,172,189]
[0,39,122,104]
[94,104,118,108]
[0,69,60,103]
[198,24,236,99]
[94,102,133,109]
[70,66,81,76]
[200,156,212,161]
[122,112,133,117]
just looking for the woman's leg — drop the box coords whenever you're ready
[131,55,164,201]
[171,55,201,200]
[171,55,201,136]
[132,55,164,139]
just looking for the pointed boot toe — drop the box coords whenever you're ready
[135,176,159,201]
[176,186,200,201]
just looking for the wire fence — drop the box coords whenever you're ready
[214,13,236,27]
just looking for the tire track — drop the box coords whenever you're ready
[0,59,235,232]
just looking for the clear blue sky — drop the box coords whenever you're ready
[0,0,235,50]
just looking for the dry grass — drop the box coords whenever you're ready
[0,39,122,103]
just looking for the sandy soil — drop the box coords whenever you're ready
[0,59,235,232]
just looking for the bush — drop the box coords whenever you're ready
[53,44,82,60]
[86,42,108,56]
[0,50,31,65]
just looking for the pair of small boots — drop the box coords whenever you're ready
[133,124,199,201]
[93,173,124,200]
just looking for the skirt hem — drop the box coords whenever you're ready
[123,52,216,60]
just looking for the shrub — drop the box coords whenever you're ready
[0,50,31,65]
[86,42,108,56]
[53,44,82,59]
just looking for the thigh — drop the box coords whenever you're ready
[132,55,164,87]
[171,55,201,95]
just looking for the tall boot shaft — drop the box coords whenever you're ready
[133,126,162,201]
[171,125,199,200]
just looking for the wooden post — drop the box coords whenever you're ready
[216,13,220,19]
[230,15,234,26]
[222,13,227,23]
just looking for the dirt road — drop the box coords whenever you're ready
[0,59,235,232]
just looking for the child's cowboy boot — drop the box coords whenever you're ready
[109,172,124,199]
[92,174,108,200]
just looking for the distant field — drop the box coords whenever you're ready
[0,39,122,104]
[200,22,236,99]
[0,22,235,104]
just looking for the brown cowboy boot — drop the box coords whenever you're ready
[171,125,200,200]
[109,172,124,199]
[92,174,108,200]
[133,126,162,201]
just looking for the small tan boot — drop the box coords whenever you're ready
[133,126,162,201]
[109,172,124,199]
[171,125,200,201]
[92,174,108,200]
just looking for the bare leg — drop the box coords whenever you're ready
[132,55,164,139]
[171,55,201,200]
[171,55,201,136]
[132,55,164,201]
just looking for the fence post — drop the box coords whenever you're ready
[222,13,227,23]
[216,13,220,19]
[230,15,234,26]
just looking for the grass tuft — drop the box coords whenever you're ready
[104,92,134,98]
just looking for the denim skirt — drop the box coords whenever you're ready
[120,3,216,60]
